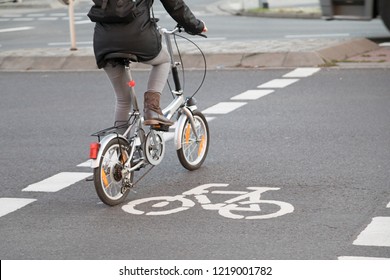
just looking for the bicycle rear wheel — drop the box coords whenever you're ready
[93,137,132,206]
[177,111,209,171]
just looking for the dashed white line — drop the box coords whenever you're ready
[50,13,67,17]
[386,201,390,208]
[77,160,92,168]
[38,17,59,21]
[202,102,247,114]
[12,18,34,22]
[22,172,92,193]
[285,33,350,39]
[164,132,175,142]
[48,41,92,46]
[258,79,299,89]
[0,198,37,218]
[0,26,34,33]
[75,20,93,25]
[231,90,274,100]
[283,68,321,78]
[353,217,390,247]
[26,13,46,17]
[62,17,84,21]
[0,14,21,17]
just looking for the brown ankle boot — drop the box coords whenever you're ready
[143,91,174,126]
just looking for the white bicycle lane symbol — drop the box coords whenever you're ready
[122,184,294,219]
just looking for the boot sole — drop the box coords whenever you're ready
[144,120,174,126]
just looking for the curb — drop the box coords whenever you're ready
[0,38,384,71]
[239,10,321,20]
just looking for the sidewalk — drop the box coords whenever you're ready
[1,0,389,70]
[214,0,321,18]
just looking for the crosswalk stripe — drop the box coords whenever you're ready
[22,172,92,193]
[353,217,390,247]
[0,198,37,218]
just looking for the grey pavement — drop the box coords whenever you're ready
[1,0,389,70]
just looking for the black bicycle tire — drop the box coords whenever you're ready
[93,137,131,206]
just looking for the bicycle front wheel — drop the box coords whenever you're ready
[93,137,132,206]
[177,111,209,171]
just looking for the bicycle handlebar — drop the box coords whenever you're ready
[159,25,208,38]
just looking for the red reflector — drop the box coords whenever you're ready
[128,80,136,88]
[89,142,100,159]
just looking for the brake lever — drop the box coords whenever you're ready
[176,24,207,38]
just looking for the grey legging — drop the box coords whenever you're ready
[103,46,170,124]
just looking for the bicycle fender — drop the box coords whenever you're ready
[174,109,192,151]
[90,134,128,169]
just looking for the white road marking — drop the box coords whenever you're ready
[386,201,390,208]
[353,217,390,247]
[38,17,59,21]
[0,26,34,33]
[231,89,274,100]
[122,184,294,219]
[1,14,22,17]
[164,132,175,142]
[22,172,92,193]
[0,198,37,218]
[50,13,67,17]
[48,41,92,46]
[12,18,34,22]
[75,20,93,25]
[27,13,45,17]
[258,79,299,89]
[62,17,83,21]
[77,160,92,168]
[283,68,321,78]
[285,33,350,39]
[202,102,247,114]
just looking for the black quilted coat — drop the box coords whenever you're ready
[92,0,205,68]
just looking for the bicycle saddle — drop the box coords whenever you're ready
[104,52,138,65]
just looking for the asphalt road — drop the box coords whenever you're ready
[1,68,389,259]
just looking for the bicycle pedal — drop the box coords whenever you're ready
[151,124,169,132]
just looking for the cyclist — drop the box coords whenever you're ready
[91,0,207,128]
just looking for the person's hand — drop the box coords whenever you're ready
[201,20,208,33]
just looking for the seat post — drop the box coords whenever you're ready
[126,64,139,113]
